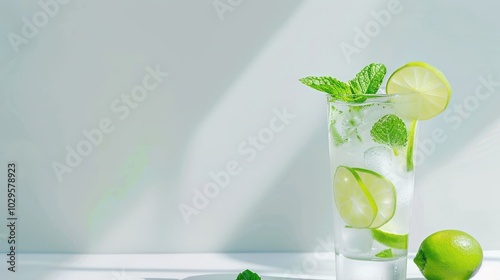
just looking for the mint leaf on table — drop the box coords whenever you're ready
[349,63,387,95]
[370,114,408,155]
[299,76,350,96]
[236,269,261,280]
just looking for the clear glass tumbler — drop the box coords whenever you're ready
[328,93,418,279]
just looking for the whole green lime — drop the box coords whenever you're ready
[414,230,483,280]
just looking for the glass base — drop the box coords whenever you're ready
[335,254,407,280]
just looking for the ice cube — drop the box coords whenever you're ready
[364,146,394,175]
[364,146,413,194]
[342,227,373,254]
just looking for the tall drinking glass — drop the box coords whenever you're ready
[328,93,418,279]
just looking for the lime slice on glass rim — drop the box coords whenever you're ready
[386,61,452,120]
[333,166,396,229]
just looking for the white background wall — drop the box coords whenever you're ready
[0,0,499,254]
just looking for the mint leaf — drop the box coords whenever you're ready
[370,114,408,155]
[236,269,261,280]
[299,76,350,96]
[375,249,393,258]
[349,63,387,95]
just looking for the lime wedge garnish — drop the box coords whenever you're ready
[386,62,451,120]
[372,228,408,250]
[333,166,396,229]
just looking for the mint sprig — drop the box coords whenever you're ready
[236,269,261,280]
[299,63,386,102]
[370,114,408,155]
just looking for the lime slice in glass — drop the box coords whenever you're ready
[353,168,397,228]
[372,228,408,250]
[386,61,451,120]
[333,166,396,229]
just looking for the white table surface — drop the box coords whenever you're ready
[1,252,499,280]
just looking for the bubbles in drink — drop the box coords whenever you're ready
[363,146,394,175]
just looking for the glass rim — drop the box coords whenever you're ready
[327,92,419,104]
